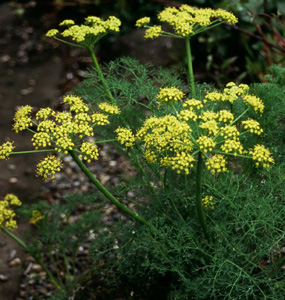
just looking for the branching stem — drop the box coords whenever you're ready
[185,38,196,97]
[69,150,150,226]
[87,47,115,103]
[195,152,211,242]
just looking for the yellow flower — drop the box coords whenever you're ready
[115,127,136,147]
[220,125,239,139]
[0,194,21,231]
[242,119,263,135]
[161,152,195,175]
[145,25,162,39]
[249,144,274,168]
[59,19,75,26]
[157,5,237,38]
[4,194,22,206]
[206,154,228,174]
[202,196,215,210]
[156,87,185,106]
[55,135,74,154]
[104,16,121,32]
[98,102,120,114]
[242,94,264,113]
[91,113,109,125]
[36,156,62,181]
[36,108,55,120]
[218,110,234,123]
[13,105,33,133]
[30,210,45,224]
[38,120,56,133]
[46,29,59,37]
[79,142,99,163]
[136,17,151,27]
[223,82,249,103]
[0,141,15,160]
[199,119,219,136]
[63,95,89,113]
[197,136,216,152]
[200,110,218,121]
[55,111,73,123]
[31,132,52,149]
[220,138,243,155]
[47,16,121,45]
[183,98,203,109]
[178,108,198,122]
[204,92,225,103]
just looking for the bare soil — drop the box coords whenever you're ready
[0,3,63,299]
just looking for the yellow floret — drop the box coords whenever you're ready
[91,113,110,125]
[202,196,215,210]
[30,210,45,224]
[206,154,228,175]
[36,155,62,181]
[31,132,52,149]
[13,105,33,133]
[145,25,162,39]
[197,135,216,152]
[156,87,185,106]
[98,102,120,114]
[0,141,15,160]
[115,127,136,147]
[46,29,59,37]
[79,142,99,163]
[242,119,263,135]
[59,19,75,26]
[242,95,264,113]
[249,144,274,168]
[136,17,151,27]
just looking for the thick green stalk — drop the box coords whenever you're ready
[87,47,115,103]
[195,152,210,242]
[185,38,196,97]
[69,150,150,226]
[1,226,63,291]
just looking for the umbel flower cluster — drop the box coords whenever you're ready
[136,4,238,39]
[0,194,22,230]
[46,15,121,46]
[116,83,274,175]
[0,95,120,180]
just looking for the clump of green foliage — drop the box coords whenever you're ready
[73,61,284,300]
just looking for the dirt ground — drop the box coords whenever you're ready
[0,3,63,299]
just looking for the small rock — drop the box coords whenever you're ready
[0,274,9,281]
[9,249,17,260]
[31,264,42,272]
[109,160,117,167]
[9,257,22,267]
[20,87,34,95]
[9,177,18,183]
[0,54,11,63]
[8,164,16,170]
[28,79,36,86]
[0,241,6,247]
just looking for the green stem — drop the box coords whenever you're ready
[87,47,115,103]
[1,226,63,291]
[195,152,210,242]
[168,197,186,224]
[11,149,55,155]
[61,244,72,282]
[68,150,150,226]
[1,226,29,252]
[185,38,196,97]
